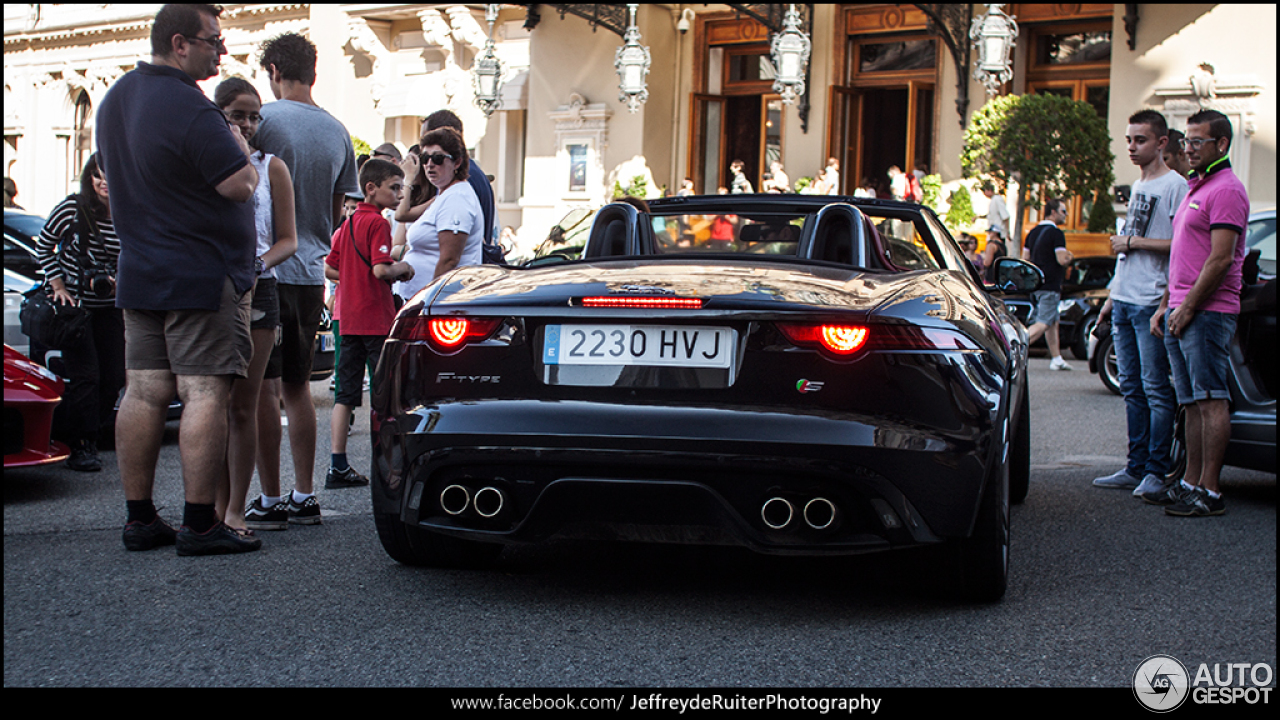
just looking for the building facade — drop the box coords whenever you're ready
[5,4,1275,255]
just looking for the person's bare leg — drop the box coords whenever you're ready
[175,374,234,507]
[116,369,176,502]
[331,402,353,456]
[1195,399,1231,495]
[256,377,283,498]
[1182,403,1204,488]
[280,379,316,495]
[222,327,274,528]
[1025,322,1047,345]
[1046,322,1062,359]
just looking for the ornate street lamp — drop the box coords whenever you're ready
[971,4,1018,97]
[614,4,651,113]
[472,4,504,117]
[770,4,811,106]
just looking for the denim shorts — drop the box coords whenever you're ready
[1163,308,1236,404]
[1028,290,1061,326]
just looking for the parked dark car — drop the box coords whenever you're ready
[4,209,46,282]
[370,194,1042,602]
[1003,255,1114,360]
[1247,208,1275,280]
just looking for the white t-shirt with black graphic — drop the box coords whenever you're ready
[1110,170,1188,307]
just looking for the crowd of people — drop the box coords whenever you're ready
[36,4,496,556]
[25,6,1250,559]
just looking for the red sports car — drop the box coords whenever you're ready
[4,343,70,467]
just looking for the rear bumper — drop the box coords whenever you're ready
[372,400,996,555]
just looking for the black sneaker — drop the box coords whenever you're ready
[245,496,289,531]
[66,441,103,472]
[288,494,323,525]
[1165,488,1226,517]
[122,516,178,551]
[325,465,369,488]
[176,522,263,556]
[1142,481,1195,506]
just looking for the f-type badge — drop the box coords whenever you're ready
[796,379,824,393]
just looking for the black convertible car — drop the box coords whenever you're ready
[370,195,1042,601]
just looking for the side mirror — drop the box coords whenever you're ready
[991,257,1044,294]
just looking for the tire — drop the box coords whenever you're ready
[951,453,1010,602]
[1009,385,1030,505]
[1096,334,1121,396]
[374,512,503,568]
[1072,314,1097,360]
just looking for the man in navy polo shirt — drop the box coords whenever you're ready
[97,3,261,556]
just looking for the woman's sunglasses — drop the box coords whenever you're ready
[423,152,454,166]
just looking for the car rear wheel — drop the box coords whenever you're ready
[1010,386,1030,505]
[1073,314,1098,360]
[1096,333,1121,396]
[374,512,503,568]
[950,454,1010,602]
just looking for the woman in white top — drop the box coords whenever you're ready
[398,126,484,300]
[214,77,297,534]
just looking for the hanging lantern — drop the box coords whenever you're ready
[614,4,651,113]
[472,4,504,117]
[971,4,1019,97]
[770,4,811,106]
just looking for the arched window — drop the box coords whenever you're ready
[73,91,92,181]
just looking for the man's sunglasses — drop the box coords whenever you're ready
[185,34,226,52]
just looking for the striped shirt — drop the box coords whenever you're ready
[35,196,120,309]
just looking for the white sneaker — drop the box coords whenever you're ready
[1132,473,1170,497]
[1049,356,1073,371]
[1092,468,1140,489]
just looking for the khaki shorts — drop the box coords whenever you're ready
[124,276,253,378]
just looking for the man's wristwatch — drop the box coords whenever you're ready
[254,256,265,276]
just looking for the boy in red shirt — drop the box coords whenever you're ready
[323,159,415,487]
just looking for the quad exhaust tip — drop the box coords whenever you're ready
[473,486,505,518]
[761,496,839,531]
[761,497,794,530]
[440,484,505,518]
[440,484,471,515]
[803,497,837,530]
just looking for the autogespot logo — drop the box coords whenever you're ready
[1134,655,1191,712]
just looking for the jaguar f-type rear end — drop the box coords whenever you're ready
[370,198,1034,601]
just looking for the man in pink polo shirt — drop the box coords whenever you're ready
[1147,110,1250,517]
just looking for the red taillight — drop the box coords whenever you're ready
[777,323,870,355]
[580,296,704,309]
[776,323,979,357]
[393,316,501,351]
[429,318,470,348]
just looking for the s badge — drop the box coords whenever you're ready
[796,379,824,393]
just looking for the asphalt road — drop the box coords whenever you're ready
[4,356,1275,688]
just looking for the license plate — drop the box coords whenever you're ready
[318,333,335,352]
[545,324,735,368]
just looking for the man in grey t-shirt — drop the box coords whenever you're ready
[245,32,359,530]
[1092,110,1188,496]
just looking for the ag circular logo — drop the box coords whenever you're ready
[1133,654,1190,712]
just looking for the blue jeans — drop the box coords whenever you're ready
[1163,308,1236,404]
[1112,301,1175,477]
